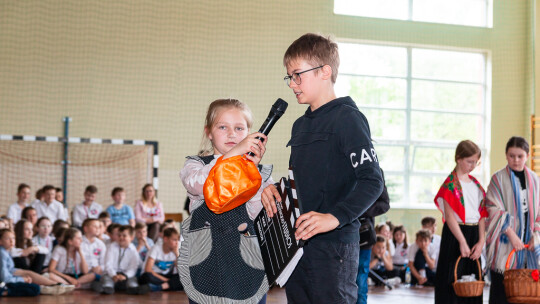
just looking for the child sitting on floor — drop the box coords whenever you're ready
[139,227,182,292]
[11,219,48,274]
[80,219,107,279]
[369,235,399,286]
[133,222,154,264]
[92,225,149,295]
[0,228,73,296]
[31,217,54,270]
[407,229,437,286]
[49,228,96,289]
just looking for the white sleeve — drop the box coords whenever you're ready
[72,205,84,227]
[51,247,63,265]
[246,176,275,220]
[408,245,417,262]
[180,158,217,201]
[36,245,49,254]
[99,242,107,268]
[125,249,139,278]
[80,243,97,268]
[95,203,103,218]
[9,247,23,258]
[104,245,117,277]
[57,202,67,221]
[6,205,17,222]
[143,244,158,271]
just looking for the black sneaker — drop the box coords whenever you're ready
[137,284,150,295]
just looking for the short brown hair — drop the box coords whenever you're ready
[111,187,124,196]
[42,185,56,193]
[163,227,179,238]
[118,225,134,236]
[17,183,30,194]
[134,222,146,230]
[416,229,432,241]
[375,235,386,243]
[421,216,436,227]
[82,218,99,229]
[455,140,481,162]
[107,223,121,234]
[85,185,98,194]
[283,33,340,83]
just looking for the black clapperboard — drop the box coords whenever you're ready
[254,169,304,286]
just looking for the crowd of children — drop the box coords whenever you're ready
[0,183,181,298]
[366,218,440,289]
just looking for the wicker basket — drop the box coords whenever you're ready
[452,256,485,297]
[503,244,540,304]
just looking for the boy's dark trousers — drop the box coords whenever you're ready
[412,250,436,285]
[285,239,359,304]
[139,272,183,291]
[2,282,40,297]
[13,253,46,274]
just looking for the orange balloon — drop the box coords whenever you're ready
[204,155,262,214]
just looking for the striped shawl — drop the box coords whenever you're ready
[485,166,540,273]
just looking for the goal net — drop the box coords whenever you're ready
[0,135,158,218]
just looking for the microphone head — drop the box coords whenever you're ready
[271,98,288,117]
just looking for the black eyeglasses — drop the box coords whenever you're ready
[284,65,324,86]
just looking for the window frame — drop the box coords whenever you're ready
[337,40,491,208]
[333,0,493,28]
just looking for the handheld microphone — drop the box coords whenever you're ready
[247,98,288,157]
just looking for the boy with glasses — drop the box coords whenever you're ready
[261,33,383,304]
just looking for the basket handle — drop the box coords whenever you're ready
[454,256,482,283]
[505,244,529,270]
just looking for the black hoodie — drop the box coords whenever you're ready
[287,96,384,243]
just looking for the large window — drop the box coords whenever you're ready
[334,0,492,28]
[335,42,490,207]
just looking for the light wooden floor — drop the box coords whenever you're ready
[1,285,492,303]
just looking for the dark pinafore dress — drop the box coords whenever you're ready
[178,155,272,304]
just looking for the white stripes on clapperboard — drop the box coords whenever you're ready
[287,169,301,227]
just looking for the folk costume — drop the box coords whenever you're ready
[434,170,488,304]
[179,155,274,304]
[485,166,540,304]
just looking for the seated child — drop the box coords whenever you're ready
[407,229,437,286]
[80,219,107,278]
[105,223,121,247]
[106,187,135,227]
[72,185,102,229]
[369,235,398,285]
[0,228,73,296]
[21,207,38,230]
[133,222,154,264]
[139,227,182,292]
[32,217,55,269]
[49,228,96,289]
[376,223,395,256]
[98,212,112,241]
[392,225,409,279]
[421,216,440,268]
[11,219,48,273]
[91,225,149,295]
[6,183,31,227]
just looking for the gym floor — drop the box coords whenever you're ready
[1,285,492,303]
